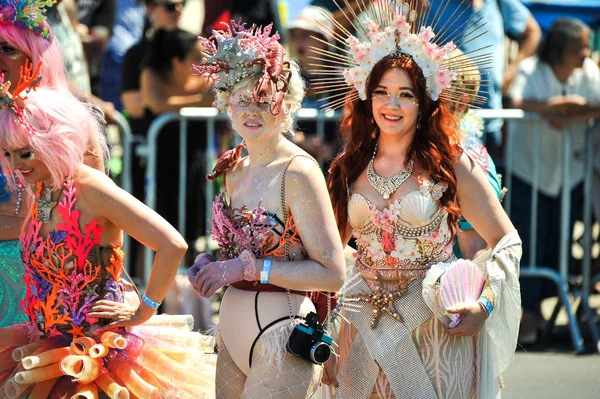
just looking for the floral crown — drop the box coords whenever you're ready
[193,20,292,115]
[309,0,491,111]
[0,0,56,39]
[0,60,43,135]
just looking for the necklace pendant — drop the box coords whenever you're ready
[383,193,390,200]
[35,188,57,224]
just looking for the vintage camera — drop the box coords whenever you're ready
[287,312,333,365]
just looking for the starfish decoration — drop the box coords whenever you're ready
[345,274,421,329]
[346,288,404,329]
[35,187,57,223]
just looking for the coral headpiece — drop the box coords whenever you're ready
[0,60,43,135]
[193,20,292,115]
[309,0,491,111]
[0,0,56,39]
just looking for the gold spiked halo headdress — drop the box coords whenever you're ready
[308,0,492,112]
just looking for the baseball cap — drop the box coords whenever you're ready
[287,6,335,44]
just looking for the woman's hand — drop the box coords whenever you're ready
[322,355,339,388]
[95,303,156,332]
[188,251,257,298]
[446,302,488,337]
[88,299,137,322]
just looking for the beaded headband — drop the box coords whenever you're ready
[308,0,491,111]
[0,59,43,135]
[192,20,292,115]
[0,0,56,39]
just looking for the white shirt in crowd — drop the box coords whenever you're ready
[509,57,600,197]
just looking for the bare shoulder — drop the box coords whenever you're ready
[76,166,119,203]
[453,151,478,181]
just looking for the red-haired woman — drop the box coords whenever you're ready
[325,53,522,398]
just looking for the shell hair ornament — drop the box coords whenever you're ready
[0,59,43,136]
[192,20,292,115]
[308,0,493,112]
[0,0,57,39]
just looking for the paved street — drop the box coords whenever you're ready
[503,352,600,398]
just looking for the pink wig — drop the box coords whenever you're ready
[0,88,106,191]
[0,24,69,90]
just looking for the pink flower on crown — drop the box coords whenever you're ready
[419,26,435,42]
[393,14,410,38]
[436,68,454,89]
[365,18,380,35]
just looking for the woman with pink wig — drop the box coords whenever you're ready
[0,0,108,170]
[0,76,216,397]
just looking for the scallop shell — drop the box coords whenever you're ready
[348,193,371,228]
[439,259,485,328]
[398,191,438,226]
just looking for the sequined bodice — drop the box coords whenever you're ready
[210,192,307,261]
[20,181,125,338]
[348,177,454,283]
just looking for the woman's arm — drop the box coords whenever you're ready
[455,153,515,249]
[140,69,206,114]
[78,167,188,328]
[261,157,346,292]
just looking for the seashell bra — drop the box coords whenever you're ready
[348,176,454,283]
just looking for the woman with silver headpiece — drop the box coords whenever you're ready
[188,21,346,399]
[312,1,523,398]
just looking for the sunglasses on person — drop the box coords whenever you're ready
[156,0,184,12]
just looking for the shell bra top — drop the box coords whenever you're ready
[210,191,307,262]
[20,180,125,338]
[348,176,454,286]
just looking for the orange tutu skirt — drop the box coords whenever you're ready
[0,315,216,399]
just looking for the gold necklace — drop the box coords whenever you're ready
[367,144,413,200]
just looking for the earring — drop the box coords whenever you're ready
[416,115,422,131]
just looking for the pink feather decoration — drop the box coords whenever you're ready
[438,259,485,328]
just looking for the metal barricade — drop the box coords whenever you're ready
[504,114,599,353]
[143,109,226,281]
[141,107,598,352]
[112,112,134,274]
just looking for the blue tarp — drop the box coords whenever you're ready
[521,0,600,30]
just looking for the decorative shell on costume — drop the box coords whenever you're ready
[424,259,485,328]
[398,191,440,226]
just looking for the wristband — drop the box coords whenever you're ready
[260,259,272,284]
[477,297,494,317]
[142,293,161,309]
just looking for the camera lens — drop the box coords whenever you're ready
[310,342,331,364]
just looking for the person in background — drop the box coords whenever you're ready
[100,0,145,110]
[120,0,184,136]
[287,5,339,165]
[509,18,600,344]
[76,0,117,96]
[425,0,541,160]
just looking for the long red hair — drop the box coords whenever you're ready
[327,55,462,236]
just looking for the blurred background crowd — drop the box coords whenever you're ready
[48,0,600,350]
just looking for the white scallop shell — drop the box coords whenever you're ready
[348,193,371,228]
[398,191,439,226]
